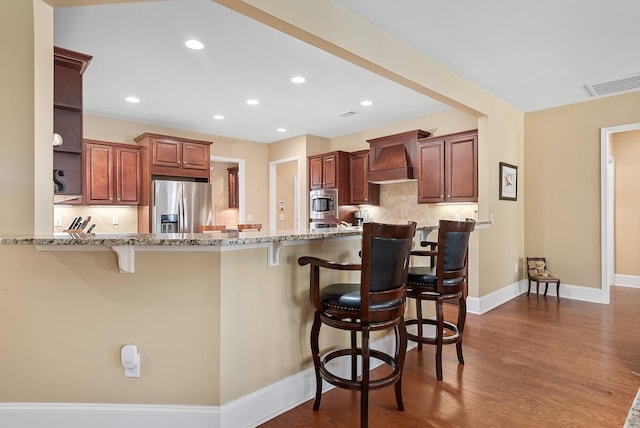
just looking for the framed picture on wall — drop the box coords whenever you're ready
[499,162,518,201]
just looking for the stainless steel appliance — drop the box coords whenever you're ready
[354,209,368,227]
[309,221,337,232]
[310,188,338,221]
[152,180,212,233]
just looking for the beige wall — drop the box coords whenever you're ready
[524,91,640,288]
[611,130,640,276]
[275,160,297,231]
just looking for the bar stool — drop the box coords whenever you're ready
[298,221,417,428]
[405,219,474,380]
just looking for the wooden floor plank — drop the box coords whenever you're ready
[260,286,640,427]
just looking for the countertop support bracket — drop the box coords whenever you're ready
[112,246,135,273]
[268,241,284,267]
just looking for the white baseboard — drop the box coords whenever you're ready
[467,279,608,314]
[615,274,640,288]
[0,403,219,428]
[0,279,610,428]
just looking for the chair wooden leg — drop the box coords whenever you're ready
[527,279,531,296]
[435,298,444,381]
[310,312,323,411]
[544,283,549,297]
[416,299,423,351]
[351,328,357,381]
[456,296,466,365]
[360,326,370,428]
[394,319,407,411]
[536,282,540,299]
[556,281,561,301]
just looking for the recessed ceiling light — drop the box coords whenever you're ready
[185,39,204,50]
[213,115,224,120]
[277,128,287,133]
[360,100,373,107]
[125,96,140,103]
[246,99,259,105]
[291,76,306,84]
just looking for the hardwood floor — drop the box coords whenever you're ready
[260,286,640,427]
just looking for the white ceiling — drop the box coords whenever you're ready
[54,0,640,144]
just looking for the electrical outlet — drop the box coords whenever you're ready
[54,217,62,227]
[514,262,519,273]
[279,214,285,221]
[247,214,254,221]
[112,216,119,225]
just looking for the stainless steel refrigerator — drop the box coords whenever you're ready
[152,180,212,233]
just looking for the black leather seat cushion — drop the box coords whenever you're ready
[320,283,403,311]
[407,266,465,287]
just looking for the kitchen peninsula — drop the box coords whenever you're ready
[0,228,363,273]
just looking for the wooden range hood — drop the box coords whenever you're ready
[367,129,431,183]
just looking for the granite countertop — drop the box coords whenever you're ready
[0,228,363,247]
[0,220,491,248]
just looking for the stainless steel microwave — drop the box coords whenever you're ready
[310,189,338,220]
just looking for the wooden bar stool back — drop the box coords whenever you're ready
[238,223,262,231]
[198,225,227,233]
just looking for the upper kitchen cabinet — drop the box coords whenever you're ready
[134,133,213,181]
[308,151,350,202]
[228,166,239,209]
[84,140,142,206]
[349,150,379,205]
[53,46,92,201]
[417,130,478,203]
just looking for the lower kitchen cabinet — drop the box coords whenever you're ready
[417,130,478,203]
[84,140,142,205]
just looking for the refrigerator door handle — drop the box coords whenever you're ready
[178,188,184,233]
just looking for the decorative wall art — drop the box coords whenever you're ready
[499,162,518,201]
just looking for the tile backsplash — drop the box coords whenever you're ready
[53,206,138,234]
[372,181,478,226]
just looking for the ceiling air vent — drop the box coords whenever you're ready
[585,74,640,97]
[338,111,358,118]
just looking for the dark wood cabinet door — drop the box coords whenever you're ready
[309,156,324,189]
[417,139,445,203]
[182,142,209,170]
[152,138,182,168]
[322,154,337,188]
[349,150,379,205]
[84,142,114,205]
[228,167,239,208]
[446,133,478,202]
[116,146,142,205]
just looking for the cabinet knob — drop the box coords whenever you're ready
[440,195,443,197]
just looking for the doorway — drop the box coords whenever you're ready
[210,156,245,227]
[600,122,640,304]
[269,157,300,233]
